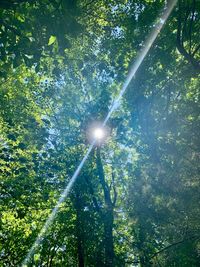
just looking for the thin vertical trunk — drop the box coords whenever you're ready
[96,148,114,267]
[104,210,114,267]
[77,235,84,267]
[74,193,85,267]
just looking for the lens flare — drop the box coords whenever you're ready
[93,127,105,139]
[87,122,110,145]
[22,1,177,265]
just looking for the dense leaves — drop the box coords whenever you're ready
[0,0,200,267]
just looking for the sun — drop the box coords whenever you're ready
[93,127,105,140]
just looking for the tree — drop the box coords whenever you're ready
[1,1,200,266]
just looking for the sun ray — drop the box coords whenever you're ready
[22,1,177,265]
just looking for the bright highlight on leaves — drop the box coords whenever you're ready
[48,35,56,46]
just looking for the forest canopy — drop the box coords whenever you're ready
[0,0,200,266]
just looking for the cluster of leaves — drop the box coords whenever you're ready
[0,0,200,267]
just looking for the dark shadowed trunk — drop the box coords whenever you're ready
[96,148,114,267]
[74,192,85,267]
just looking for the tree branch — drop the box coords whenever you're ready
[176,0,200,71]
[150,234,200,259]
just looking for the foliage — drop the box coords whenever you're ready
[0,0,200,267]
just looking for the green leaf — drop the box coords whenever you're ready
[48,35,56,46]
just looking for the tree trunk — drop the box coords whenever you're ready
[104,210,114,267]
[74,193,85,267]
[96,148,114,267]
[77,237,84,267]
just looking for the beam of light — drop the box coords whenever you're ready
[22,1,177,265]
[22,141,95,267]
[103,0,178,126]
